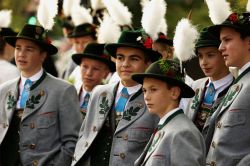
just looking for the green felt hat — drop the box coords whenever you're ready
[195,27,220,51]
[105,30,162,62]
[67,23,96,38]
[208,12,250,38]
[132,59,195,98]
[4,24,58,55]
[72,43,116,72]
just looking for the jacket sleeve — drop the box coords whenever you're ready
[55,85,82,166]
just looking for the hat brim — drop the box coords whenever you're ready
[105,43,161,62]
[4,36,58,55]
[155,38,173,46]
[131,73,195,98]
[67,32,95,38]
[72,53,116,72]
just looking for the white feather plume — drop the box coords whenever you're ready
[159,18,168,35]
[91,0,105,11]
[71,3,93,26]
[205,0,232,24]
[247,0,250,12]
[141,0,167,40]
[37,0,58,30]
[63,0,79,17]
[97,12,121,43]
[0,10,12,28]
[140,0,150,9]
[173,18,199,63]
[102,0,132,26]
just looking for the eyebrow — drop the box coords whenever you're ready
[116,53,143,59]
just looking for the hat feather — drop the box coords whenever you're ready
[102,0,132,26]
[63,0,80,16]
[91,0,105,11]
[159,18,168,35]
[205,0,232,24]
[37,0,58,30]
[71,3,93,26]
[97,12,121,43]
[141,0,167,40]
[247,0,250,12]
[140,0,150,9]
[0,10,12,28]
[173,18,199,62]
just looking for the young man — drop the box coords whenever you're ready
[71,43,115,119]
[0,24,82,166]
[63,23,97,79]
[185,27,233,136]
[205,12,250,165]
[71,30,161,166]
[132,59,205,166]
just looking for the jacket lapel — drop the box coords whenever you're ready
[218,83,242,116]
[96,83,117,128]
[22,88,47,121]
[115,90,146,134]
[143,130,165,164]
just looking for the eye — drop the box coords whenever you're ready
[142,88,147,93]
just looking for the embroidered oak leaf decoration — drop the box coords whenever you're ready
[7,94,16,109]
[26,94,42,109]
[223,90,237,106]
[123,106,140,121]
[99,96,110,114]
[191,90,200,110]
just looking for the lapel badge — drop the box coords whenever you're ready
[100,92,107,97]
[36,26,42,35]
[135,101,144,108]
[40,90,45,96]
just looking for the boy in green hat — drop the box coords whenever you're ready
[132,59,205,166]
[71,43,115,119]
[184,27,233,136]
[72,30,161,166]
[0,24,81,166]
[205,12,250,165]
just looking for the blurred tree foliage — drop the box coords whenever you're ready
[0,0,249,38]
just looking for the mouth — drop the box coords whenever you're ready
[202,68,212,72]
[146,104,153,108]
[83,78,93,82]
[17,60,27,65]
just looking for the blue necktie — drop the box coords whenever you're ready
[115,87,129,112]
[204,82,216,105]
[20,79,33,108]
[81,93,90,110]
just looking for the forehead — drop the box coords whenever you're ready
[74,35,94,42]
[81,57,107,67]
[143,77,166,87]
[116,46,145,58]
[220,27,240,38]
[15,38,40,48]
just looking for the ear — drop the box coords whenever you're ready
[170,86,181,100]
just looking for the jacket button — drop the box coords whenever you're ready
[211,141,216,148]
[123,134,128,140]
[3,123,8,128]
[210,161,216,166]
[93,126,97,132]
[29,144,36,149]
[32,160,38,166]
[216,122,222,128]
[30,123,35,129]
[119,153,125,159]
[85,142,88,147]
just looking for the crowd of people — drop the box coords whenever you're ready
[1,0,250,166]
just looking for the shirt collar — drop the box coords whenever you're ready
[117,82,142,95]
[21,68,43,86]
[238,61,250,76]
[159,107,180,125]
[207,73,233,90]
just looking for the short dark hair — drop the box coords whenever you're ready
[0,36,6,55]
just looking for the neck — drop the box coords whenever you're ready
[121,79,138,87]
[210,70,230,81]
[159,102,179,118]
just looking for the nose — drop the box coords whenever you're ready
[122,58,130,68]
[85,68,93,76]
[144,91,150,101]
[218,42,225,53]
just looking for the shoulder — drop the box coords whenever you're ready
[0,77,19,90]
[45,73,74,88]
[191,77,208,89]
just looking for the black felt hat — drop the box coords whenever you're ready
[132,59,195,98]
[67,23,96,38]
[4,24,58,55]
[208,12,250,38]
[0,27,17,37]
[105,30,162,62]
[72,43,115,72]
[154,33,173,46]
[195,27,221,51]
